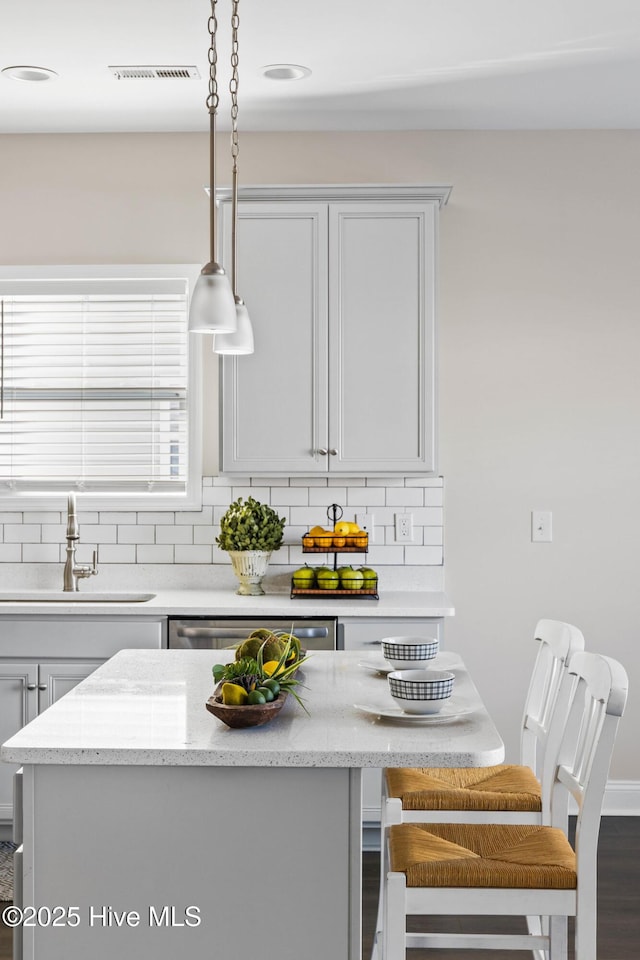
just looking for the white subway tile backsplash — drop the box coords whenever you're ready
[100,512,137,524]
[23,512,61,524]
[41,524,66,543]
[254,476,290,486]
[81,524,117,544]
[0,476,444,569]
[5,524,40,543]
[155,525,193,545]
[118,525,155,544]
[423,527,444,545]
[137,512,176,525]
[22,543,60,563]
[385,488,424,507]
[309,487,344,507]
[0,543,21,562]
[347,486,386,507]
[193,526,218,545]
[201,485,231,506]
[98,544,136,563]
[405,545,443,565]
[290,477,327,487]
[271,487,308,506]
[175,507,213,525]
[175,544,213,564]
[137,544,175,564]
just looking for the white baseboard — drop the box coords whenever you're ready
[597,780,640,816]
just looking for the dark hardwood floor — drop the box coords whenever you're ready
[1,817,638,958]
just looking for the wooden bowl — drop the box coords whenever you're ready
[205,690,288,728]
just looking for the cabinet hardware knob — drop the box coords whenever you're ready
[26,683,37,691]
[329,448,338,456]
[38,683,48,691]
[317,448,328,456]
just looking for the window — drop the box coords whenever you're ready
[0,265,202,509]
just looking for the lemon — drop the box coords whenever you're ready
[309,525,326,536]
[263,660,282,677]
[221,682,249,706]
[334,521,351,536]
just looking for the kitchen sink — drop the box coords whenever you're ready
[0,591,156,603]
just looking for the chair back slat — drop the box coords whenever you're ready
[551,653,628,843]
[521,619,585,785]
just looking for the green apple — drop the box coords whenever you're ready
[292,564,316,588]
[359,566,378,588]
[339,565,365,590]
[317,568,340,590]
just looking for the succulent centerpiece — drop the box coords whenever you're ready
[215,496,286,595]
[206,630,308,728]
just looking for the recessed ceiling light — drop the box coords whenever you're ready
[1,65,59,83]
[260,63,311,81]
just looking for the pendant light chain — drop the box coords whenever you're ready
[207,0,219,115]
[229,0,240,298]
[230,1,240,171]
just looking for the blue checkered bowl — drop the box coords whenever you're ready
[381,636,439,671]
[387,669,455,715]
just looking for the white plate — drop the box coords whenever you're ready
[357,651,460,677]
[353,700,474,724]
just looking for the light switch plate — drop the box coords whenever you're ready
[531,510,552,542]
[356,513,375,543]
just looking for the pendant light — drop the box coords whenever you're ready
[188,0,237,335]
[214,0,254,355]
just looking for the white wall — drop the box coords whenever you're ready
[1,130,638,779]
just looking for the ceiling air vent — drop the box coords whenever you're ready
[109,66,201,80]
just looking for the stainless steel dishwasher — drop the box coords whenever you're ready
[167,616,339,651]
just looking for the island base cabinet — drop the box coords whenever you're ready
[18,764,362,960]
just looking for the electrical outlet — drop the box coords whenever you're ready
[394,512,413,542]
[356,513,375,543]
[531,510,553,542]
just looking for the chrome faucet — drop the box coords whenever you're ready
[63,492,98,591]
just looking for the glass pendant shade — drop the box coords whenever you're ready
[188,262,237,334]
[214,298,254,354]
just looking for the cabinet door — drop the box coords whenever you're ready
[220,201,329,474]
[328,202,437,473]
[38,661,99,711]
[0,664,37,821]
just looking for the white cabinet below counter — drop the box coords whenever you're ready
[0,616,165,822]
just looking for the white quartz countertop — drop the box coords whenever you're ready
[1,649,503,769]
[0,588,454,618]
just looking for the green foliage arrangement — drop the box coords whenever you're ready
[215,496,286,552]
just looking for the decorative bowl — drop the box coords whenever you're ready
[387,669,455,715]
[381,636,439,671]
[206,690,288,728]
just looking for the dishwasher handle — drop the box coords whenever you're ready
[176,626,329,640]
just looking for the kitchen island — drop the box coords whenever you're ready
[2,649,503,960]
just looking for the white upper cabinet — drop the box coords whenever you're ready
[218,185,450,476]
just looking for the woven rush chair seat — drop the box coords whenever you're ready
[389,822,576,889]
[386,765,542,813]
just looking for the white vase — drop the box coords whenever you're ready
[228,550,272,596]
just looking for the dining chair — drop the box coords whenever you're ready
[379,651,628,960]
[382,619,585,826]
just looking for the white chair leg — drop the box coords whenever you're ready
[549,914,568,960]
[383,872,406,960]
[527,914,549,960]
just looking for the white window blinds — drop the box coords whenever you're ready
[0,276,191,494]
